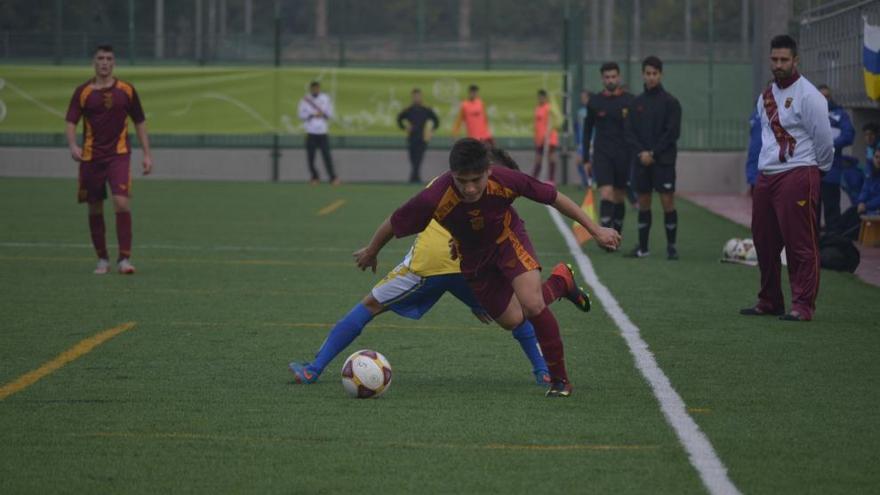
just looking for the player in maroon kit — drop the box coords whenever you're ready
[65,45,153,275]
[353,139,621,397]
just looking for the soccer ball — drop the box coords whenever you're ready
[341,349,392,399]
[722,238,743,260]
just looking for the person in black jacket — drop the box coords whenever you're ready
[624,56,682,260]
[583,62,635,234]
[397,88,440,183]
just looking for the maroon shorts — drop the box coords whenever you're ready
[463,224,542,319]
[78,155,132,204]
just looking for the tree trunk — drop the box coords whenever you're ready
[459,0,472,42]
[155,0,164,59]
[316,0,327,38]
[602,0,613,59]
[244,0,253,35]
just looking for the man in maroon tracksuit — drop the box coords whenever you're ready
[741,35,833,322]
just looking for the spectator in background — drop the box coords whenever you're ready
[834,148,880,238]
[816,84,855,231]
[856,148,880,214]
[452,84,494,146]
[397,88,439,184]
[531,89,560,184]
[573,89,591,188]
[745,108,762,195]
[298,81,339,185]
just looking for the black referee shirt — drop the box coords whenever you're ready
[624,84,682,166]
[583,88,634,158]
[397,104,440,144]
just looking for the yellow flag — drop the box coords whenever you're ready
[572,188,596,245]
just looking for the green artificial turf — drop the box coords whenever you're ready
[0,177,876,493]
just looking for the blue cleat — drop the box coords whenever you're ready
[288,361,320,384]
[534,369,552,386]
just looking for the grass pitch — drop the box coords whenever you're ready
[0,177,877,493]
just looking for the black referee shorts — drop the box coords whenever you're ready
[593,150,631,189]
[633,162,676,194]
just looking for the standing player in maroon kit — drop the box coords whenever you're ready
[354,139,621,397]
[65,45,153,275]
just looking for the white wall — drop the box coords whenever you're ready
[0,147,748,194]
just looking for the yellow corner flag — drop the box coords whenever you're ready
[572,187,596,245]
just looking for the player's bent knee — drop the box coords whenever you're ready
[521,300,546,319]
[361,295,385,316]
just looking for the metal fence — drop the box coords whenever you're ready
[800,0,880,109]
[0,0,758,156]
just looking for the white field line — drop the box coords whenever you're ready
[3,79,66,118]
[547,207,740,495]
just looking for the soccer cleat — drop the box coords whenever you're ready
[534,369,552,386]
[550,263,592,312]
[545,380,573,398]
[309,179,320,186]
[93,258,110,275]
[667,246,679,260]
[624,246,650,258]
[117,258,136,275]
[739,306,785,316]
[779,311,810,322]
[331,178,342,186]
[289,361,320,384]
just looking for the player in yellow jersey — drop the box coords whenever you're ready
[288,149,591,385]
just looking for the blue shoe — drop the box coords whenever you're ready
[534,369,552,386]
[288,361,320,384]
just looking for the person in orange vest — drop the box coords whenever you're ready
[531,89,560,184]
[453,84,494,146]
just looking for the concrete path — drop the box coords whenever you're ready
[683,193,880,288]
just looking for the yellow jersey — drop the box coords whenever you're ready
[404,219,461,276]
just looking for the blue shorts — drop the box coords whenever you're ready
[372,265,481,320]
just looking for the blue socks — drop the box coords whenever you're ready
[511,320,548,374]
[311,303,374,374]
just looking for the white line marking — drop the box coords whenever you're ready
[547,207,740,495]
[3,79,65,118]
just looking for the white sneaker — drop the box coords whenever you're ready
[117,258,136,275]
[93,258,110,275]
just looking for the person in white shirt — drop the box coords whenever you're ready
[740,34,834,322]
[298,81,339,185]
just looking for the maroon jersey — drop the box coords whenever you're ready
[390,166,557,274]
[66,79,146,162]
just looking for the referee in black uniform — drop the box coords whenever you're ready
[624,55,682,260]
[396,88,440,183]
[583,62,635,234]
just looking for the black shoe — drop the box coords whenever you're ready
[779,311,810,322]
[739,306,785,316]
[545,380,572,398]
[624,246,650,258]
[667,246,679,260]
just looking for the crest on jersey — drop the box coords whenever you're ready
[622,108,629,118]
[784,97,793,109]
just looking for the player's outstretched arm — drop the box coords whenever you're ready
[354,217,394,273]
[553,192,621,250]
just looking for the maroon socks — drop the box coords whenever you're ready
[88,214,108,260]
[528,307,568,382]
[115,211,132,261]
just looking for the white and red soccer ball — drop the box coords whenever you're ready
[341,349,392,399]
